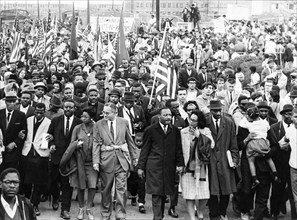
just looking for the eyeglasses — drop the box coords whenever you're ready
[97,78,106,81]
[2,180,20,186]
[186,108,195,112]
[202,68,207,69]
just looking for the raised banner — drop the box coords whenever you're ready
[90,16,134,33]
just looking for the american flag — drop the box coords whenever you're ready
[9,15,22,63]
[108,34,117,73]
[32,20,45,57]
[0,39,5,61]
[44,10,54,60]
[154,31,177,98]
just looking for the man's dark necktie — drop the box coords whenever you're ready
[110,121,115,140]
[65,117,70,136]
[215,119,219,133]
[6,112,11,128]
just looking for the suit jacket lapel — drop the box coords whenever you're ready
[115,118,121,143]
[217,118,225,139]
[102,120,113,141]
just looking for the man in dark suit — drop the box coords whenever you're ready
[207,100,239,220]
[47,99,82,219]
[15,89,35,118]
[0,92,27,173]
[268,104,297,220]
[93,103,137,220]
[197,63,212,90]
[118,92,146,136]
[81,88,104,121]
[178,58,199,89]
[137,107,184,220]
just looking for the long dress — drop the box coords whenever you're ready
[180,127,214,200]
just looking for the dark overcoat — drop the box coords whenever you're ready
[207,115,239,196]
[137,123,184,196]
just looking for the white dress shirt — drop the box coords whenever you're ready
[1,195,18,219]
[212,116,221,130]
[20,105,29,115]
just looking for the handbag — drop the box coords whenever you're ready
[196,134,211,164]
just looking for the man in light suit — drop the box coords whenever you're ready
[217,78,240,114]
[93,102,137,220]
[47,99,82,219]
[21,103,51,216]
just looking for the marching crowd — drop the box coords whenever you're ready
[1,11,297,220]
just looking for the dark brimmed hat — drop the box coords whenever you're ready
[109,89,121,97]
[4,91,18,102]
[257,101,270,109]
[207,99,224,109]
[280,104,293,115]
[50,95,62,107]
[95,69,106,78]
[122,92,135,102]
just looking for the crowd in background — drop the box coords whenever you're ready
[1,8,297,220]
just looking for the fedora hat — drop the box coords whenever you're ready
[280,104,293,115]
[4,91,18,102]
[122,92,135,102]
[34,82,47,92]
[21,83,35,94]
[109,89,122,97]
[257,101,270,109]
[50,95,62,108]
[207,99,224,109]
[92,61,102,70]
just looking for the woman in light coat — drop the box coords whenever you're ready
[180,110,214,220]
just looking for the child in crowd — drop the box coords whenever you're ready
[127,132,146,213]
[239,106,279,189]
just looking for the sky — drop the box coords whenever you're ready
[3,0,123,8]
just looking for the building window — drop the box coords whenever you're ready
[180,3,183,8]
[140,2,143,7]
[136,2,139,7]
[168,3,171,8]
[289,4,294,10]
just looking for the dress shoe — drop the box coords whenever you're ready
[52,200,59,210]
[60,210,71,219]
[139,205,146,213]
[280,202,287,215]
[165,195,169,203]
[33,206,40,216]
[86,209,94,220]
[115,218,126,220]
[241,213,250,220]
[263,208,271,218]
[220,215,228,220]
[168,207,179,218]
[131,197,137,206]
[40,194,48,202]
[77,208,84,220]
[232,196,241,216]
[271,214,278,220]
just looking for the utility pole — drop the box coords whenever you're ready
[156,0,160,30]
[152,0,154,13]
[58,0,61,21]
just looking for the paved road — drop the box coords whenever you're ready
[36,192,292,220]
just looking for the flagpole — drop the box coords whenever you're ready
[149,29,167,105]
[37,0,40,19]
